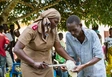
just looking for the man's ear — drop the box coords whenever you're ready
[79,23,82,27]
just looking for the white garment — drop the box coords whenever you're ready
[3,33,13,42]
[105,37,112,48]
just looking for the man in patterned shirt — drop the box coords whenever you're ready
[65,15,106,77]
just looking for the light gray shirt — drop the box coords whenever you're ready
[66,28,106,77]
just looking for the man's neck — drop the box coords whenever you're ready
[77,30,85,44]
[109,36,112,38]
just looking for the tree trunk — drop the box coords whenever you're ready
[1,0,20,24]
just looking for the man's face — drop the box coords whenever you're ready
[109,30,112,36]
[3,24,8,31]
[67,21,82,38]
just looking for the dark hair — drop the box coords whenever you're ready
[92,25,99,30]
[66,15,80,25]
[0,16,4,25]
[10,24,14,27]
[109,28,112,31]
[58,33,63,37]
[58,33,63,40]
[0,25,3,31]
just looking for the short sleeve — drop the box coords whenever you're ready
[66,32,76,57]
[18,27,36,45]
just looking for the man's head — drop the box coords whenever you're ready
[58,33,63,40]
[0,16,4,25]
[66,15,82,37]
[0,25,3,33]
[109,28,112,36]
[92,25,99,34]
[10,24,15,30]
[3,24,9,32]
[92,25,99,31]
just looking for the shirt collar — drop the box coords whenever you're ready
[72,27,89,42]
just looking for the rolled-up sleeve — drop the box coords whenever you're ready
[66,32,75,57]
[92,31,104,59]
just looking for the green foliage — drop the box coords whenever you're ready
[0,0,112,31]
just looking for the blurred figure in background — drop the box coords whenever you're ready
[2,24,13,68]
[92,25,102,44]
[105,28,112,76]
[9,23,20,62]
[55,33,68,77]
[0,25,10,77]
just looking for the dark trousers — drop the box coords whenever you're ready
[0,55,6,77]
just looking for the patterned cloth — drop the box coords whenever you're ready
[105,37,112,74]
[35,8,61,33]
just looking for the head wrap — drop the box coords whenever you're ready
[35,8,61,33]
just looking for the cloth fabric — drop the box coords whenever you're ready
[105,37,112,74]
[18,24,58,77]
[35,8,61,33]
[6,51,13,67]
[3,33,13,42]
[66,28,106,77]
[0,55,6,77]
[21,63,54,77]
[0,33,9,57]
[105,37,112,64]
[3,32,13,67]
[18,8,60,77]
[105,37,112,48]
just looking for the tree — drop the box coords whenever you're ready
[0,0,112,31]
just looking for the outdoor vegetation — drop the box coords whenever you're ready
[0,0,112,30]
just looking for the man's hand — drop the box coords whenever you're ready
[61,66,67,72]
[72,65,85,72]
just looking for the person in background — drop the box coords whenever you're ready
[3,24,13,67]
[14,8,75,77]
[10,22,21,45]
[92,25,106,59]
[55,33,68,77]
[0,25,10,77]
[105,28,112,76]
[2,24,13,68]
[92,25,102,44]
[66,15,106,77]
[9,23,21,62]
